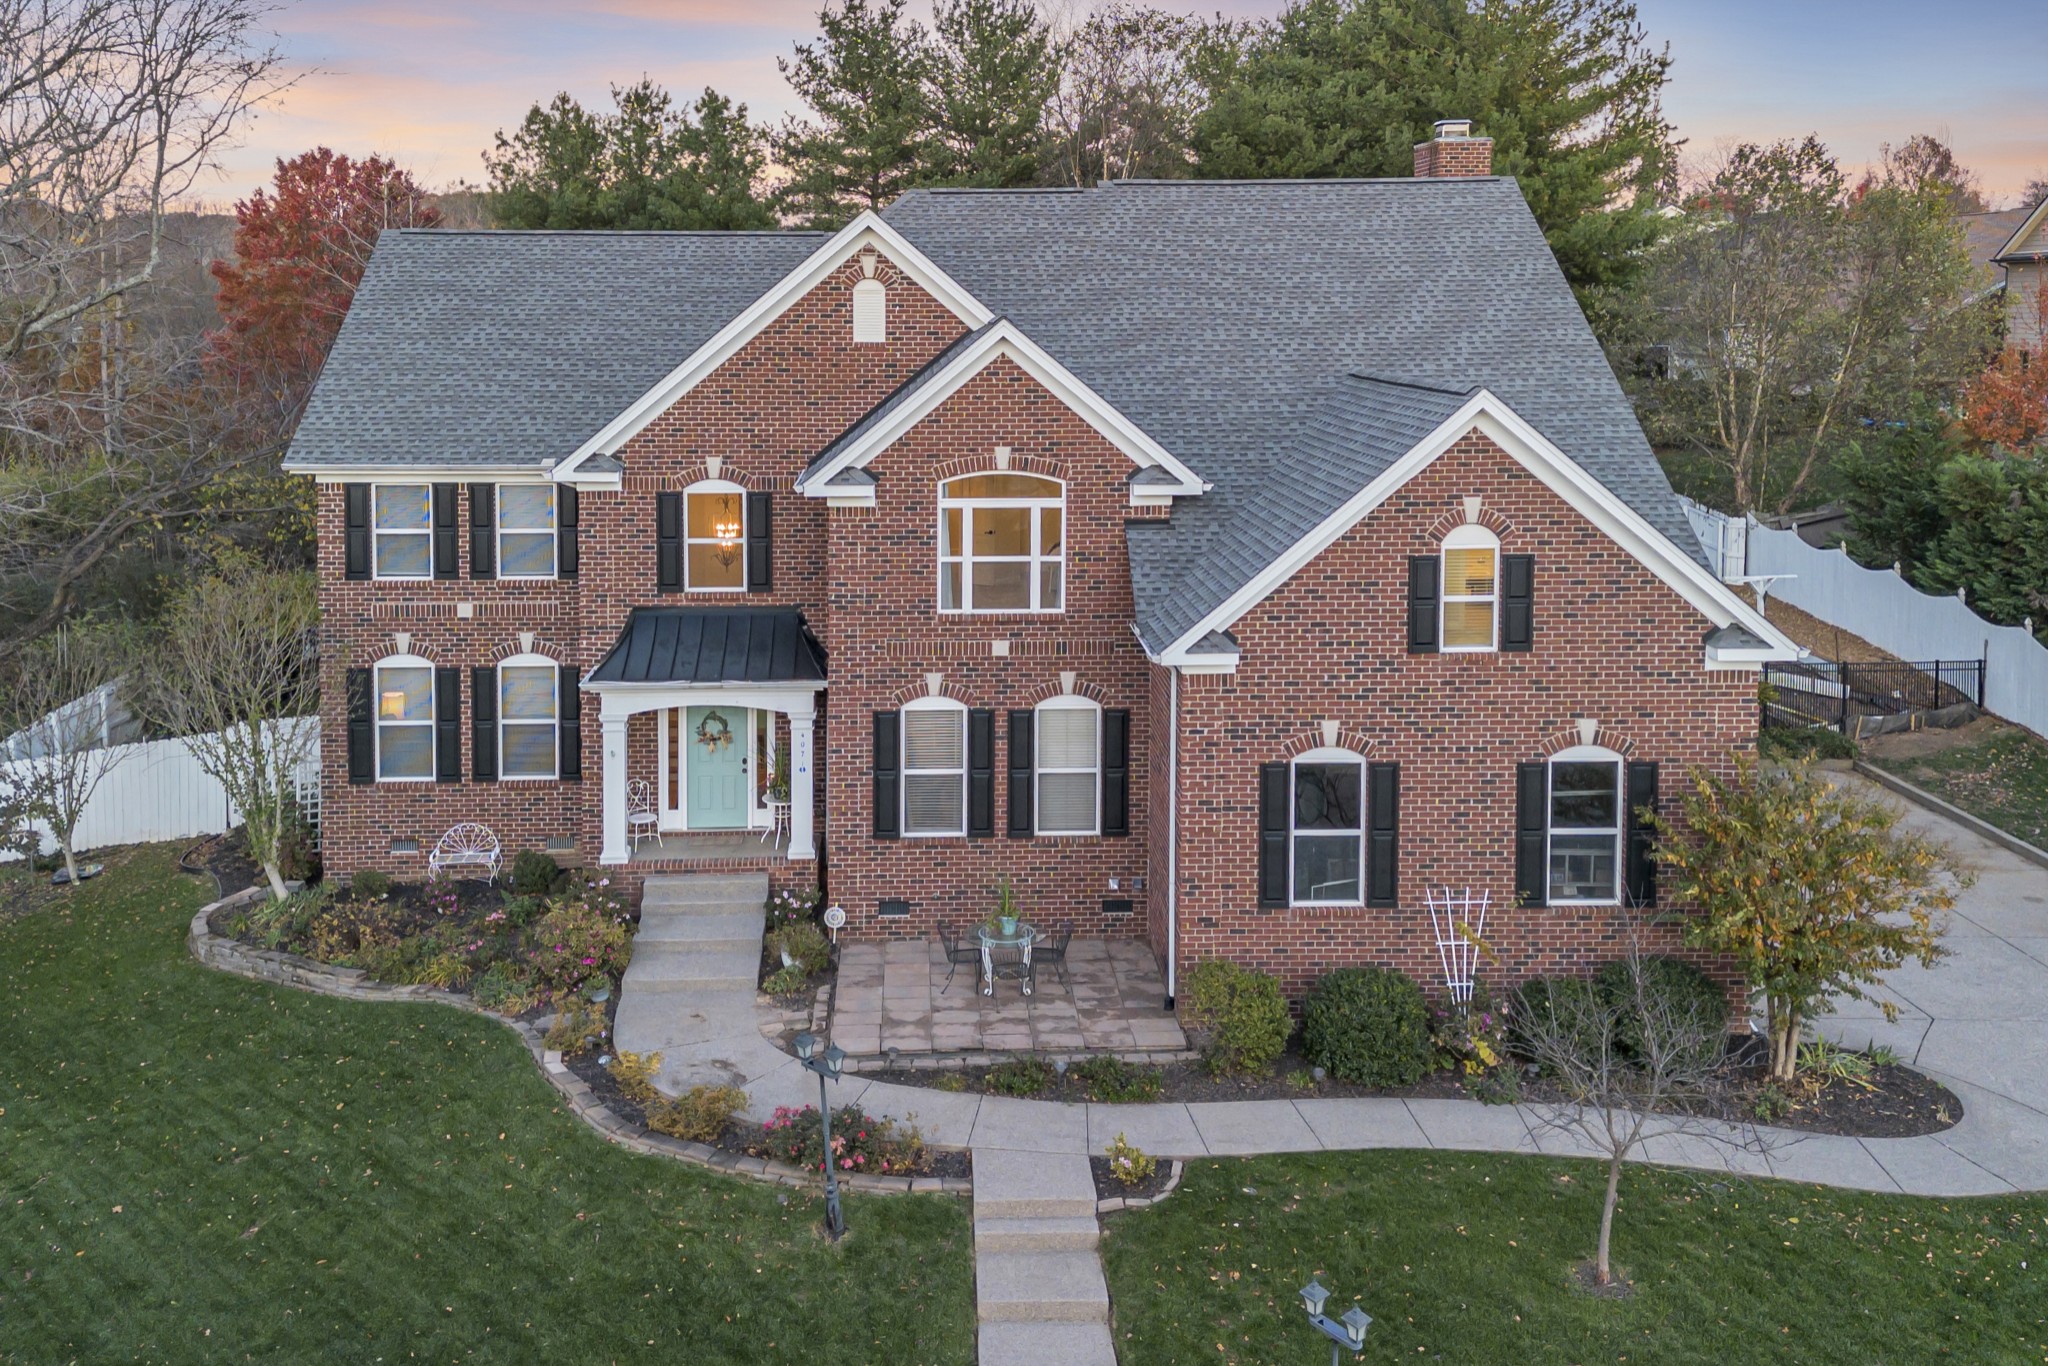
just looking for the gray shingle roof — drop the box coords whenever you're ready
[286,230,825,471]
[882,179,1707,651]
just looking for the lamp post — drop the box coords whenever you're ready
[1298,1278,1371,1365]
[793,1031,847,1240]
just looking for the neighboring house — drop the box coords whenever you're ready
[1989,198,2048,348]
[283,124,1797,1005]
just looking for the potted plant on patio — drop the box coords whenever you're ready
[987,876,1022,939]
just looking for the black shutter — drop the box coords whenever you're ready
[1407,555,1440,653]
[1102,708,1130,837]
[1516,761,1548,908]
[1502,553,1534,652]
[346,667,374,783]
[656,492,682,592]
[558,666,582,781]
[1367,763,1399,907]
[872,711,901,839]
[432,484,459,580]
[1006,710,1034,837]
[558,486,579,579]
[434,667,461,782]
[1624,761,1659,907]
[468,484,495,580]
[1258,760,1290,908]
[967,708,994,838]
[344,485,372,580]
[746,490,772,592]
[470,666,497,782]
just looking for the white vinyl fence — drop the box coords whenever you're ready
[2,719,319,860]
[1679,495,1746,580]
[1745,520,2048,742]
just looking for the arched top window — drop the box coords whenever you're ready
[1034,695,1100,836]
[1546,745,1622,905]
[900,695,967,837]
[683,479,746,592]
[1440,523,1499,652]
[497,652,559,781]
[852,277,887,343]
[1290,746,1366,905]
[938,473,1064,613]
[373,653,435,782]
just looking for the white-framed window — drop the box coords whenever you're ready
[1441,523,1499,651]
[497,485,557,579]
[1548,745,1622,905]
[374,654,435,781]
[372,484,432,580]
[685,479,747,592]
[1035,696,1100,836]
[1291,747,1365,906]
[901,697,967,837]
[499,655,558,780]
[938,473,1064,613]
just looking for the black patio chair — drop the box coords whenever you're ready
[935,921,982,994]
[1028,921,1076,992]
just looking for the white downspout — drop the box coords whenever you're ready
[1165,665,1179,1009]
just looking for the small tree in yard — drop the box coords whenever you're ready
[144,563,318,901]
[1656,758,1964,1085]
[1519,936,1765,1291]
[4,626,130,887]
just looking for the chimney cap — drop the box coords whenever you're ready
[1433,118,1474,139]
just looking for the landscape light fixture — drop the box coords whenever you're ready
[1298,1278,1372,1363]
[792,1031,848,1240]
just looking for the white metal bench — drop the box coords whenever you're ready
[427,822,502,882]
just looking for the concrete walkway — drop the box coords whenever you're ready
[622,783,2048,1198]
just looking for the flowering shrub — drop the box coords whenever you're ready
[751,1104,933,1175]
[1431,996,1509,1077]
[765,884,822,931]
[526,877,632,998]
[1103,1132,1158,1186]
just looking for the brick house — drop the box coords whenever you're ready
[283,123,1797,1006]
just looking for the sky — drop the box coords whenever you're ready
[205,0,2048,210]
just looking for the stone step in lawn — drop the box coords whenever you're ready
[972,1148,1097,1220]
[973,1214,1100,1252]
[977,1320,1118,1366]
[975,1249,1110,1324]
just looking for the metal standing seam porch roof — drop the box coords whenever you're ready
[586,608,827,686]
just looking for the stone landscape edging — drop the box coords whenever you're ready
[186,887,971,1199]
[1097,1159,1184,1213]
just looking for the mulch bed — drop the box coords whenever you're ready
[209,874,514,952]
[1092,1155,1173,1203]
[1718,1062,1960,1139]
[181,827,265,899]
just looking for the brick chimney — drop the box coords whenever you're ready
[1413,119,1493,178]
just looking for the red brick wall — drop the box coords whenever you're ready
[1413,137,1494,177]
[1169,429,1753,1006]
[821,354,1154,941]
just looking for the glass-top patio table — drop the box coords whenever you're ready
[974,922,1039,996]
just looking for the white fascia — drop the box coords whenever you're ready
[551,211,995,484]
[1993,197,2048,261]
[795,319,1207,498]
[1152,389,1800,668]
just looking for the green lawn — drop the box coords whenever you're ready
[0,845,974,1364]
[1869,726,2048,850]
[1101,1151,2048,1365]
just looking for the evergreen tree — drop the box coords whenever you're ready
[930,0,1056,187]
[1192,0,1677,297]
[485,81,774,230]
[776,0,938,227]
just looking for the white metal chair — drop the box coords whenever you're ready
[626,778,660,852]
[427,822,502,883]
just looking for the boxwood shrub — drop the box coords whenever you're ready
[1182,960,1292,1075]
[1508,974,1606,1065]
[1300,966,1432,1086]
[1595,955,1730,1066]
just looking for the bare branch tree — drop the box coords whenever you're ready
[1042,2,1229,187]
[1517,927,1770,1290]
[3,623,130,886]
[140,560,316,900]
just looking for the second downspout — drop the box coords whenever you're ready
[1164,665,1179,1010]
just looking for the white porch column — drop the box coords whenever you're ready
[599,714,631,865]
[787,700,817,861]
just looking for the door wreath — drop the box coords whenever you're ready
[695,709,735,753]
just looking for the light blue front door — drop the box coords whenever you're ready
[685,706,749,829]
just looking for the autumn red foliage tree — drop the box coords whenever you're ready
[1962,285,2048,450]
[208,148,440,430]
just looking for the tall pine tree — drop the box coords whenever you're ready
[776,0,938,227]
[930,0,1056,188]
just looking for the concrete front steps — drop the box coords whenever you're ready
[615,872,769,1088]
[973,1148,1117,1366]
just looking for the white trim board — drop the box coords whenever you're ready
[795,319,1206,499]
[1152,388,1800,668]
[1993,198,2048,262]
[552,212,995,483]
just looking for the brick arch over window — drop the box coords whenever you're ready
[1423,503,1520,545]
[1019,675,1110,706]
[487,635,574,665]
[1537,720,1639,758]
[884,675,978,709]
[931,453,1068,484]
[352,635,444,667]
[1275,727,1381,761]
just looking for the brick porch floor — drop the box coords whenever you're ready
[828,938,1187,1058]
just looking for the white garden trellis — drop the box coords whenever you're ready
[1426,887,1490,1005]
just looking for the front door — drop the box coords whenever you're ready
[683,705,749,829]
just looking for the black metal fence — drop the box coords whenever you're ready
[1762,659,1984,734]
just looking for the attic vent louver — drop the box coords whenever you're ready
[852,278,886,344]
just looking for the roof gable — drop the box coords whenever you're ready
[1995,199,2048,262]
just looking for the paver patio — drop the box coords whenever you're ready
[828,936,1187,1057]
